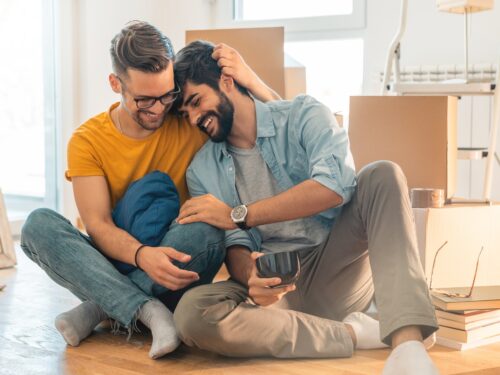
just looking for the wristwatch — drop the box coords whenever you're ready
[230,204,250,230]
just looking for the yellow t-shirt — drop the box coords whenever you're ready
[65,103,207,208]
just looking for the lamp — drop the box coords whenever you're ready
[436,0,494,82]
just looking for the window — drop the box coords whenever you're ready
[285,39,364,116]
[0,0,58,218]
[235,0,353,21]
[215,1,366,118]
[220,0,365,31]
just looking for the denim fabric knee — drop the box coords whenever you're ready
[20,208,151,328]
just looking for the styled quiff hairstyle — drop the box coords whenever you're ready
[174,40,248,95]
[110,21,175,77]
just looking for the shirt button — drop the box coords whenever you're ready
[229,167,233,172]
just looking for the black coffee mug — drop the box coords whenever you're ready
[256,251,301,288]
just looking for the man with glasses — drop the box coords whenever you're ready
[20,21,279,359]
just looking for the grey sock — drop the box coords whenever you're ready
[138,299,180,359]
[55,301,108,347]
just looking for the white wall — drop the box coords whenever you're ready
[363,0,500,201]
[59,0,500,219]
[364,0,500,93]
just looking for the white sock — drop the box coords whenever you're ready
[343,311,389,349]
[424,332,437,350]
[138,299,180,359]
[382,340,440,375]
[55,301,108,346]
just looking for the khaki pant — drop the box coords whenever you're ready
[174,161,438,358]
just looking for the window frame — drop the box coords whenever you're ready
[213,0,366,33]
[4,0,58,219]
[211,0,366,117]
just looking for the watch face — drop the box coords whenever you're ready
[231,205,247,222]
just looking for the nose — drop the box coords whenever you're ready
[149,99,167,114]
[187,109,200,127]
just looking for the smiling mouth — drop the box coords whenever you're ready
[198,114,215,134]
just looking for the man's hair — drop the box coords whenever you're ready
[110,21,175,77]
[174,40,248,95]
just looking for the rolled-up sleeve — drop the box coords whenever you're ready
[295,96,357,205]
[186,165,207,198]
[224,228,260,251]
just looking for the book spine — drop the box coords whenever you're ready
[438,322,500,342]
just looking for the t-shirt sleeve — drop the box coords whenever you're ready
[65,132,105,181]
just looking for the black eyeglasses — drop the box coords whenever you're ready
[117,75,180,109]
[429,240,485,299]
[133,86,181,109]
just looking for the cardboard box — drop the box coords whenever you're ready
[186,27,286,98]
[186,27,307,101]
[413,204,500,289]
[284,54,306,100]
[349,96,458,198]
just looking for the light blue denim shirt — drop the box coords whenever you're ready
[186,95,357,251]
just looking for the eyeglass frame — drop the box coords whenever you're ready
[116,75,181,109]
[428,240,486,299]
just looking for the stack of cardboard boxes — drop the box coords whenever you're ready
[349,96,500,349]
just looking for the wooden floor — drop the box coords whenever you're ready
[1,246,500,375]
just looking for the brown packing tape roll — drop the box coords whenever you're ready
[411,188,445,208]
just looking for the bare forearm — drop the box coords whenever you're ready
[86,220,142,265]
[225,246,253,286]
[246,179,343,227]
[248,78,281,102]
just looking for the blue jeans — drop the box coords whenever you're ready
[20,208,225,328]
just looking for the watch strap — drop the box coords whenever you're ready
[235,221,250,230]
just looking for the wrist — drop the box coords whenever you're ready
[134,244,148,270]
[245,205,255,228]
[226,246,253,285]
[230,204,250,230]
[245,263,254,286]
[246,73,263,93]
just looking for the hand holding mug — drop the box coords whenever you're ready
[248,252,300,307]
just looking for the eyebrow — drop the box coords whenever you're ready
[183,93,197,108]
[133,86,177,100]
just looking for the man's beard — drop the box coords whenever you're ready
[197,92,234,143]
[132,107,169,131]
[120,98,171,132]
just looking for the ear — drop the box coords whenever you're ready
[219,73,235,94]
[109,74,122,94]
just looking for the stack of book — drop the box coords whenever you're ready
[431,285,500,350]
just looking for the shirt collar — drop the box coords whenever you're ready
[217,98,275,160]
[254,99,275,138]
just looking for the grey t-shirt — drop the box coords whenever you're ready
[227,144,330,254]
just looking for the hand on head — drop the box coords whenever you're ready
[248,252,296,307]
[212,43,259,90]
